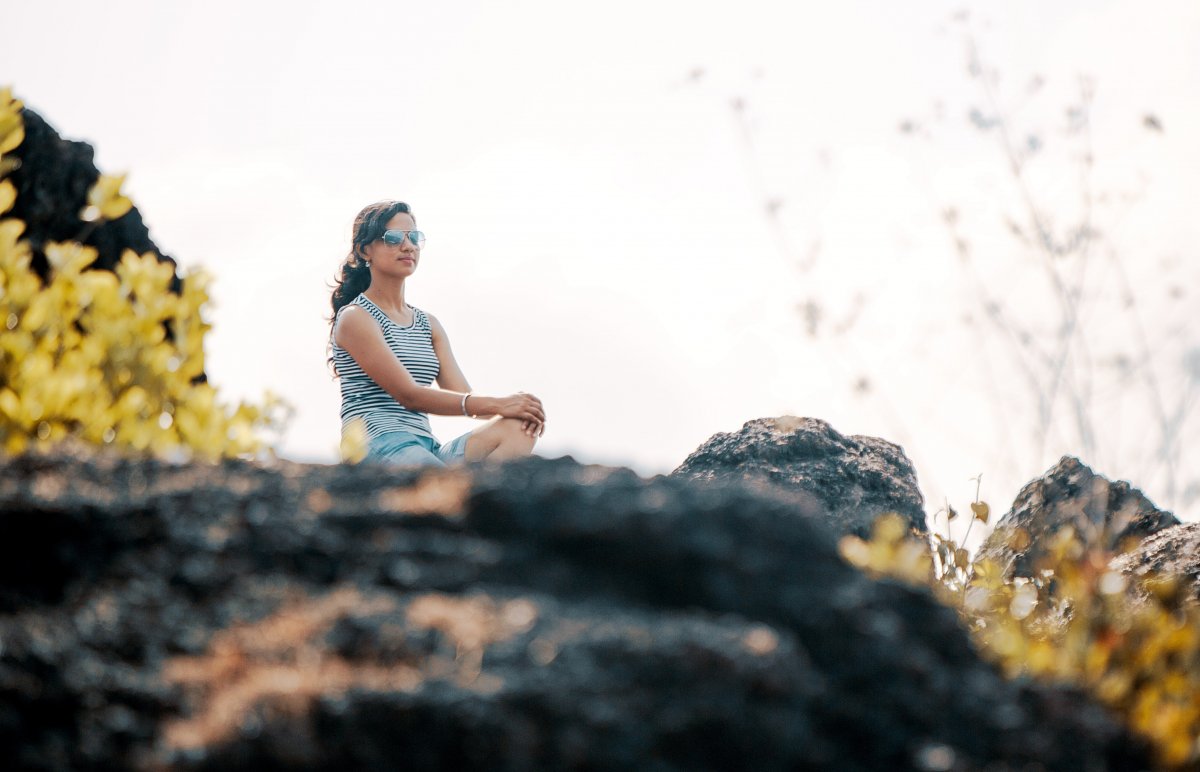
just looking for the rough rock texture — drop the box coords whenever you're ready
[978,456,1180,579]
[0,448,1150,771]
[672,416,927,538]
[1110,521,1200,602]
[6,105,181,291]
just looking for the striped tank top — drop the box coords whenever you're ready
[332,293,440,441]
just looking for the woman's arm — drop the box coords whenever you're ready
[428,312,471,394]
[335,305,473,416]
[429,311,547,436]
[334,306,545,425]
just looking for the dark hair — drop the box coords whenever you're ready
[326,200,415,375]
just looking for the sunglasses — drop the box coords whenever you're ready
[380,229,426,248]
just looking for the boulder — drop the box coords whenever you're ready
[672,416,927,538]
[0,448,1148,771]
[1109,521,1200,602]
[978,456,1179,579]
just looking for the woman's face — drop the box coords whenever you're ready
[362,211,420,277]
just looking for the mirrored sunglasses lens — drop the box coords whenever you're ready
[410,231,426,247]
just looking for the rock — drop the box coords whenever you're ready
[978,456,1179,579]
[6,103,182,292]
[1110,521,1200,602]
[0,448,1149,771]
[672,416,927,538]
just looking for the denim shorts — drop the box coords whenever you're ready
[367,430,472,468]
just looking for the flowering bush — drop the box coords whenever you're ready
[841,498,1200,768]
[0,87,289,460]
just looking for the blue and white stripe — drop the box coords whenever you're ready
[332,293,440,441]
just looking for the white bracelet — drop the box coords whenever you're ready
[461,392,473,417]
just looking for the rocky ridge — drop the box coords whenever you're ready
[0,442,1151,771]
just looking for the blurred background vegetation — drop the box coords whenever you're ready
[705,13,1198,546]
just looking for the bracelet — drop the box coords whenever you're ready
[461,392,474,418]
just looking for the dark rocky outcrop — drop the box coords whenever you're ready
[1110,521,1200,602]
[6,104,181,291]
[977,456,1180,579]
[0,448,1149,771]
[673,416,927,538]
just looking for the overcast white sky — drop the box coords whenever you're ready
[4,0,1198,535]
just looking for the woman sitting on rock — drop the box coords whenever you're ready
[328,199,545,466]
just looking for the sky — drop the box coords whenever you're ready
[4,0,1198,539]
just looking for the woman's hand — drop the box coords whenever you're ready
[493,391,546,438]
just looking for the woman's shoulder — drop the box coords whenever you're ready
[336,293,369,316]
[332,296,377,344]
[341,294,391,325]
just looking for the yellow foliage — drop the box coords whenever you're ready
[339,417,368,463]
[0,179,14,214]
[0,90,289,462]
[838,512,933,587]
[82,173,133,222]
[842,504,1200,770]
[0,86,24,156]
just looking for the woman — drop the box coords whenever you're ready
[328,200,546,466]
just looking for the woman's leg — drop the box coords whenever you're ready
[462,417,536,462]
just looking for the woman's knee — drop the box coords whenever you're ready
[492,417,536,452]
[489,417,520,436]
[506,417,539,443]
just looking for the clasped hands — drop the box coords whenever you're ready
[495,391,547,438]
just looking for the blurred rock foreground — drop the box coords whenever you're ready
[0,419,1160,771]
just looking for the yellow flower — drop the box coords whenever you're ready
[0,86,24,155]
[0,179,15,214]
[44,240,99,276]
[340,417,368,463]
[82,173,133,222]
